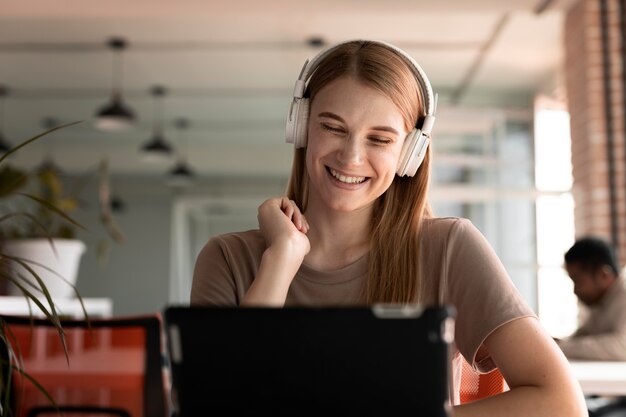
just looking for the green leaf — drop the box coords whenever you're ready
[0,256,64,330]
[0,358,61,415]
[56,224,76,239]
[15,192,85,231]
[0,121,82,166]
[0,212,58,245]
[0,166,28,198]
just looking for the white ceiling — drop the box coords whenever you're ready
[0,0,572,180]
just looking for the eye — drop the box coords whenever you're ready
[368,136,392,145]
[321,123,346,134]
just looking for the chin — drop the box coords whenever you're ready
[325,197,375,213]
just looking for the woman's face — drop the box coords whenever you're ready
[305,76,409,213]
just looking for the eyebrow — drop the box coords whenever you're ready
[317,112,400,136]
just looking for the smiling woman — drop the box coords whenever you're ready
[305,77,407,214]
[189,39,586,417]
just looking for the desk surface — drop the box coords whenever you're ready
[0,296,113,318]
[569,361,626,396]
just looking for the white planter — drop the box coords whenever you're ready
[3,238,86,299]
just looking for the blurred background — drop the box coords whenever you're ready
[1,0,624,339]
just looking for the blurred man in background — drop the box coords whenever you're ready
[557,236,626,360]
[557,236,626,417]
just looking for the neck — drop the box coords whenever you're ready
[303,199,372,271]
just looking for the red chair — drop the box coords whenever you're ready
[1,314,168,417]
[460,358,507,404]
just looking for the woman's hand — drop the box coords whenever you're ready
[240,197,310,307]
[257,197,310,259]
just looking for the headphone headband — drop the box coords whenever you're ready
[290,39,436,135]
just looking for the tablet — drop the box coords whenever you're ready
[164,304,455,416]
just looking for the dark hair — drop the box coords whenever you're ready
[564,236,620,275]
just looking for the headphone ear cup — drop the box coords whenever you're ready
[294,99,310,149]
[396,129,430,177]
[285,99,310,148]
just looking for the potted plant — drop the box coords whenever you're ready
[0,121,126,415]
[0,124,125,300]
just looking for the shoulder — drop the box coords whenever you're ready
[209,229,265,248]
[418,216,494,270]
[611,279,626,308]
[203,229,266,260]
[421,216,468,229]
[192,229,265,305]
[421,216,500,269]
[420,216,482,244]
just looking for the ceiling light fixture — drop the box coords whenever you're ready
[140,86,174,163]
[94,37,136,131]
[167,117,196,187]
[0,85,12,153]
[306,36,326,48]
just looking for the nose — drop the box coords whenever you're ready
[337,135,364,166]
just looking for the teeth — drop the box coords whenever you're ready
[329,168,366,184]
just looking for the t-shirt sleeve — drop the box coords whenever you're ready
[190,236,239,306]
[444,218,536,373]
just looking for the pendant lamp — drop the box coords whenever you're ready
[166,117,196,187]
[0,86,12,153]
[94,37,136,131]
[140,86,174,163]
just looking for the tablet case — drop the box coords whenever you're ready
[164,304,455,417]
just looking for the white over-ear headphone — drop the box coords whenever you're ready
[285,39,437,177]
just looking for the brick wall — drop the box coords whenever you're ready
[565,0,626,264]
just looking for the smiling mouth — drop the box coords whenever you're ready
[327,167,367,184]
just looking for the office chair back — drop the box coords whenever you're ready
[460,358,506,403]
[0,314,167,417]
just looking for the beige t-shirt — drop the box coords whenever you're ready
[191,216,536,404]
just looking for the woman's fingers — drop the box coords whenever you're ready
[259,197,309,234]
[280,197,295,220]
[293,210,308,233]
[279,197,308,233]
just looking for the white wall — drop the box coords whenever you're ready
[75,178,173,315]
[74,175,287,315]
